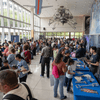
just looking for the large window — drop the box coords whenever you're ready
[40,32,83,39]
[34,15,40,40]
[0,0,31,43]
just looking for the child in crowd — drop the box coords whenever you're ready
[65,58,75,93]
[1,60,11,71]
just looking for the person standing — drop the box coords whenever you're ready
[2,44,9,60]
[15,54,29,82]
[87,46,99,75]
[52,53,67,99]
[41,43,51,78]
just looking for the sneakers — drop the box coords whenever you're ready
[67,89,73,93]
[61,96,67,100]
[40,75,44,77]
[28,71,32,74]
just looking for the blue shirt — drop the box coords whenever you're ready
[7,54,18,67]
[17,59,29,78]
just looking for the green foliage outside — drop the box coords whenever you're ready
[40,32,83,38]
[0,8,30,27]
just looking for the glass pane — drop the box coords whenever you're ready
[3,0,7,16]
[57,32,61,36]
[9,1,13,18]
[14,4,17,20]
[0,17,1,26]
[10,20,13,27]
[4,18,8,26]
[71,32,74,38]
[65,32,69,36]
[19,7,21,21]
[22,9,25,22]
[15,21,17,27]
[80,32,83,37]
[29,13,30,24]
[0,0,2,15]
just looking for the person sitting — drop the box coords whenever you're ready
[87,46,99,75]
[76,44,86,58]
[1,60,11,71]
[0,70,34,100]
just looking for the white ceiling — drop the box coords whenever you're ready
[14,0,94,17]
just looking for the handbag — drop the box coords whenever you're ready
[52,65,59,78]
[50,75,54,86]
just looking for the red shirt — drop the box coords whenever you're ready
[24,51,31,63]
[52,61,66,76]
[2,47,8,56]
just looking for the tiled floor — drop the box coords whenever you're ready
[0,54,74,100]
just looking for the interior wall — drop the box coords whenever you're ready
[40,16,85,32]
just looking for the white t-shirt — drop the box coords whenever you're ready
[66,66,73,78]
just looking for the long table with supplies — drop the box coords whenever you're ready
[72,58,100,100]
[72,58,90,71]
[73,71,100,100]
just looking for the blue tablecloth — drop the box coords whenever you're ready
[73,71,100,100]
[72,58,90,71]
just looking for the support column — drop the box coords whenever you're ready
[1,0,4,43]
[30,8,34,41]
[28,31,29,39]
[83,16,85,35]
[22,31,23,39]
[64,32,65,39]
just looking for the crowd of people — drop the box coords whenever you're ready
[0,36,100,100]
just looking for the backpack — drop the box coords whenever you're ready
[21,52,27,59]
[3,83,37,100]
[52,65,59,78]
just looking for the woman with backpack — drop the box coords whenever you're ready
[52,53,67,100]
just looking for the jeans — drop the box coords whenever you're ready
[41,57,50,78]
[53,75,65,99]
[19,75,27,83]
[30,51,34,59]
[64,77,72,91]
[50,57,54,62]
[39,56,43,63]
